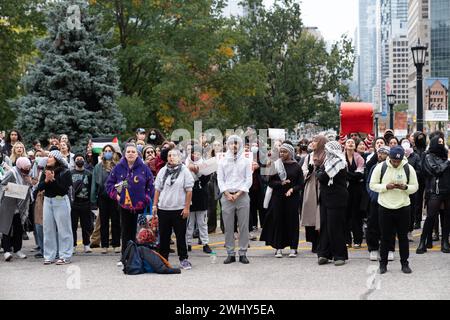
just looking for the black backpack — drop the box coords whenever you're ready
[379,161,410,184]
[121,241,144,275]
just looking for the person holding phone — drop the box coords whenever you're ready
[369,146,419,274]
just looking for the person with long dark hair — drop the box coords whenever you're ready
[147,128,166,147]
[416,136,450,254]
[344,138,365,248]
[37,150,73,265]
[3,130,22,157]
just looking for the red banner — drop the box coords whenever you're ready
[340,102,374,135]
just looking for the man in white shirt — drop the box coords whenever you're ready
[217,135,253,264]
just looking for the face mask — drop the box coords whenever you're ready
[103,152,113,161]
[137,145,143,153]
[401,141,411,149]
[75,160,85,168]
[251,146,259,153]
[149,134,156,140]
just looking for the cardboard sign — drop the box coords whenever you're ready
[4,183,30,200]
[198,157,219,176]
[268,129,286,141]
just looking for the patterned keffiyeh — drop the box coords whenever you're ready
[324,141,347,186]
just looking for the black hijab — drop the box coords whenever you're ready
[429,136,447,160]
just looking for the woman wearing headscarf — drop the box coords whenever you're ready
[344,138,365,248]
[300,135,327,253]
[106,143,154,265]
[316,141,349,266]
[153,149,194,269]
[36,150,73,265]
[260,143,304,258]
[413,131,427,230]
[0,157,33,261]
[416,136,450,254]
[91,145,121,254]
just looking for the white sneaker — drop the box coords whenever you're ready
[117,261,123,267]
[114,247,121,254]
[84,245,92,253]
[388,251,395,261]
[369,250,379,261]
[275,250,283,258]
[289,250,297,258]
[15,251,27,259]
[4,252,12,262]
[102,248,108,254]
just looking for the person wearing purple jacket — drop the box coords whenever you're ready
[106,143,154,266]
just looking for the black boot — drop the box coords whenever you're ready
[441,239,450,253]
[401,262,412,274]
[416,239,427,254]
[379,263,387,274]
[311,241,318,254]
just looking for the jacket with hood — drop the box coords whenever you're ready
[423,137,450,196]
[369,158,419,210]
[106,157,154,211]
[413,131,427,179]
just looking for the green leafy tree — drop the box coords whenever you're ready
[0,0,46,129]
[91,0,267,133]
[12,0,125,151]
[236,0,355,130]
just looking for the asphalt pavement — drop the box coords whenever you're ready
[1,227,450,300]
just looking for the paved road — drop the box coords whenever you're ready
[1,228,450,300]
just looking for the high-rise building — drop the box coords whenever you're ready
[430,0,450,89]
[358,0,378,104]
[389,35,410,105]
[378,0,408,112]
[407,0,431,117]
[350,28,361,99]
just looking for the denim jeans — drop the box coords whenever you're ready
[35,223,44,254]
[43,196,73,261]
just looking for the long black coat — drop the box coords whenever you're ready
[260,162,304,249]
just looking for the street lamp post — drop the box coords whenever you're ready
[411,39,428,132]
[374,112,381,138]
[387,93,396,130]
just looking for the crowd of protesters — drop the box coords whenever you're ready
[0,126,449,274]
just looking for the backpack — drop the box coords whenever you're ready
[121,241,181,275]
[121,241,144,275]
[367,161,411,203]
[379,161,410,184]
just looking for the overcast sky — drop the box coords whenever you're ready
[263,0,358,43]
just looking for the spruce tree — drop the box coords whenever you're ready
[12,0,125,152]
